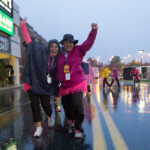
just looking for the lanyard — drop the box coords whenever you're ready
[64,52,68,65]
[48,56,54,73]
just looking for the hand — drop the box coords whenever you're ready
[21,17,27,26]
[91,23,98,30]
[23,17,27,23]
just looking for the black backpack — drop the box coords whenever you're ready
[81,62,89,74]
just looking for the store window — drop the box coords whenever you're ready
[0,35,11,53]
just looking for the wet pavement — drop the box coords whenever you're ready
[0,80,150,150]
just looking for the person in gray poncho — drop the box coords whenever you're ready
[21,18,60,138]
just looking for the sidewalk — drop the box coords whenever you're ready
[0,84,23,91]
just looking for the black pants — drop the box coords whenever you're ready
[103,78,110,88]
[61,92,84,132]
[87,85,91,92]
[134,79,140,84]
[110,77,120,87]
[27,91,52,122]
[9,76,14,85]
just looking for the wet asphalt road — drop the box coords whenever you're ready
[0,80,150,150]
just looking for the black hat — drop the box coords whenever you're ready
[60,34,78,45]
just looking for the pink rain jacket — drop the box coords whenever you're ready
[85,66,95,85]
[57,29,97,96]
[112,68,118,79]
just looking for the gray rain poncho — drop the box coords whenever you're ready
[23,39,60,96]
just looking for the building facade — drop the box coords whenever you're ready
[0,0,21,85]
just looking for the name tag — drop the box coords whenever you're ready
[47,75,52,84]
[64,65,70,74]
[65,73,70,80]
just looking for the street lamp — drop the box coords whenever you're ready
[148,54,150,63]
[97,56,100,66]
[124,56,127,64]
[128,54,131,63]
[138,50,144,66]
[138,50,144,79]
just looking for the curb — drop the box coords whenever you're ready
[0,84,23,91]
[120,80,150,85]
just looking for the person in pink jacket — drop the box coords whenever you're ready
[57,23,98,138]
[86,64,95,94]
[110,65,120,88]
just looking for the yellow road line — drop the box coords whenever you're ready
[91,95,107,150]
[95,91,129,150]
[101,108,129,150]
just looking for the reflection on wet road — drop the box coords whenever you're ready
[0,80,150,150]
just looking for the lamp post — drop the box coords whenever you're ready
[138,50,144,66]
[97,56,100,66]
[124,56,127,65]
[128,54,131,64]
[148,54,150,63]
[138,50,144,79]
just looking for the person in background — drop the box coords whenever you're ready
[57,23,98,138]
[9,66,14,85]
[130,66,140,86]
[101,65,110,88]
[21,18,60,138]
[110,65,120,88]
[85,63,95,95]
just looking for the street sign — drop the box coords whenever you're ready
[0,10,14,36]
[0,0,13,17]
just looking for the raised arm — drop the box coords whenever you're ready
[21,18,32,45]
[79,23,98,56]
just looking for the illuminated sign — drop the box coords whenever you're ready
[0,10,14,36]
[0,0,13,17]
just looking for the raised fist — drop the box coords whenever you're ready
[21,17,27,26]
[91,23,98,30]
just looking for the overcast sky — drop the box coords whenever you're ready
[14,0,150,63]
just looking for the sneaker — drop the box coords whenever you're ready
[68,129,72,134]
[74,129,83,138]
[56,106,61,112]
[68,120,72,134]
[34,126,43,137]
[48,116,54,127]
[71,120,75,128]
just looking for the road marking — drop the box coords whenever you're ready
[91,95,107,150]
[0,102,30,117]
[94,87,129,150]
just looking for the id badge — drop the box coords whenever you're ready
[64,65,70,73]
[65,73,70,80]
[47,75,52,84]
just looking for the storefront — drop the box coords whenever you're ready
[0,0,20,86]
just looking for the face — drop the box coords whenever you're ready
[50,43,59,56]
[63,40,74,52]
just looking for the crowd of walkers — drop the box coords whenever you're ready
[21,18,98,139]
[101,64,120,88]
[21,18,140,140]
[101,65,140,89]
